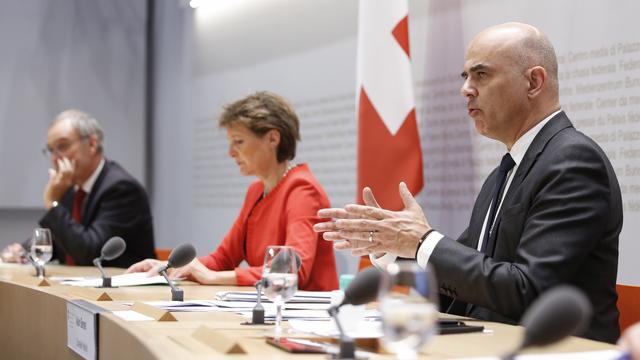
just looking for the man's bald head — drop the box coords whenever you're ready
[461,22,561,147]
[470,22,559,96]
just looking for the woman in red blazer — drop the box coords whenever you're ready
[127,92,338,291]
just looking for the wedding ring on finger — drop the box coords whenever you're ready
[368,231,374,243]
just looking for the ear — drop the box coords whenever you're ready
[266,129,281,148]
[87,134,99,155]
[526,66,547,98]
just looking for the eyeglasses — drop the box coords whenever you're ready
[41,137,88,158]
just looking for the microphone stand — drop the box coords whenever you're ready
[327,306,356,360]
[25,253,45,278]
[159,268,183,301]
[93,258,114,288]
[251,279,266,324]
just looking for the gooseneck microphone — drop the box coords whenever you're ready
[25,252,44,277]
[157,243,196,301]
[339,266,382,307]
[93,236,126,288]
[501,285,593,360]
[249,279,266,324]
[328,267,382,360]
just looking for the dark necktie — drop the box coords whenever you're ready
[67,189,87,265]
[481,153,516,254]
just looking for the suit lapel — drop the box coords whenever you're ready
[505,112,572,198]
[487,112,573,254]
[466,173,496,250]
[82,160,110,225]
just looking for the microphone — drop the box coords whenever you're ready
[328,267,382,359]
[337,266,382,308]
[25,252,45,278]
[501,285,593,360]
[92,236,126,288]
[157,243,196,301]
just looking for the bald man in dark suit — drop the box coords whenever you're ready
[315,23,622,343]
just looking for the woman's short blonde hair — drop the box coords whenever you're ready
[219,91,300,162]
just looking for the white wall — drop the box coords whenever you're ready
[0,0,147,247]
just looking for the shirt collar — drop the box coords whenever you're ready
[509,110,562,166]
[80,158,105,194]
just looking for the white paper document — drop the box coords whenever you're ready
[49,276,88,282]
[240,309,333,320]
[211,300,331,311]
[454,349,623,360]
[112,310,155,321]
[141,300,223,312]
[288,318,385,338]
[216,290,332,303]
[0,262,28,268]
[61,273,168,287]
[119,299,333,314]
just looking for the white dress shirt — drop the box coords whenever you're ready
[372,110,561,270]
[76,158,105,194]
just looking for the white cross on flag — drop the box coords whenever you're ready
[356,0,423,210]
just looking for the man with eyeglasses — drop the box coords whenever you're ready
[1,109,155,267]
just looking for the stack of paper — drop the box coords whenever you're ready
[116,290,336,319]
[125,300,224,312]
[60,272,168,287]
[215,290,332,303]
[122,300,333,317]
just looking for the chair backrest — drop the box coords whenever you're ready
[358,255,373,271]
[617,284,640,333]
[155,247,172,261]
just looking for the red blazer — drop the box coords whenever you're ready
[198,164,338,291]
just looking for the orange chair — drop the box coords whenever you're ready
[155,248,172,261]
[358,256,373,271]
[617,284,640,333]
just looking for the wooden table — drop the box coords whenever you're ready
[0,263,616,359]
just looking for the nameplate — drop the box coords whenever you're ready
[191,325,247,354]
[131,301,177,321]
[66,299,105,360]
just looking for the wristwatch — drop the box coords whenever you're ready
[415,229,436,259]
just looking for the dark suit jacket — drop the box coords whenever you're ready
[431,112,622,343]
[39,159,155,268]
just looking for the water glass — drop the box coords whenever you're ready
[31,228,53,277]
[379,261,439,360]
[262,245,298,340]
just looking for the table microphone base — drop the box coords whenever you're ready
[329,338,357,360]
[34,265,45,278]
[171,288,184,301]
[96,277,118,288]
[241,305,275,325]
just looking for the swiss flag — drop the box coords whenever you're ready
[356,0,423,211]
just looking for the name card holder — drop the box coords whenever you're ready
[70,287,113,301]
[192,325,247,354]
[13,275,51,287]
[67,299,105,360]
[130,301,177,321]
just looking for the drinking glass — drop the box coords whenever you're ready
[262,245,298,340]
[30,228,53,278]
[379,261,439,360]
